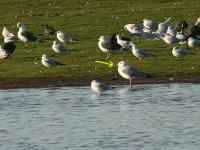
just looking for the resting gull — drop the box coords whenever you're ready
[117,61,150,87]
[143,18,158,30]
[124,24,138,33]
[56,31,75,43]
[188,37,200,48]
[172,46,190,58]
[52,41,69,53]
[91,80,111,95]
[17,22,43,47]
[41,54,65,68]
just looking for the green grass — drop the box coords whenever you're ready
[0,0,200,81]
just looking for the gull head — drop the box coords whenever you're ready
[117,61,127,67]
[41,54,48,60]
[91,80,98,85]
[57,31,63,35]
[98,36,107,41]
[173,46,178,51]
[188,37,193,41]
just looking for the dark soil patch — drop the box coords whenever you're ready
[0,73,200,89]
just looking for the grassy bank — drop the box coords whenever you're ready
[0,0,200,84]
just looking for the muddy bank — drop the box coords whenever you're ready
[0,74,200,89]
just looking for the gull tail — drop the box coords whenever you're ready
[145,73,153,78]
[56,61,65,65]
[150,53,156,57]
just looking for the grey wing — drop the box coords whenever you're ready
[45,58,57,66]
[21,31,38,41]
[123,66,146,78]
[194,40,200,47]
[99,83,110,91]
[101,40,122,50]
[140,48,153,57]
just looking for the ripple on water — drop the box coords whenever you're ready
[0,83,200,150]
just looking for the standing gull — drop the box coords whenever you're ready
[117,61,149,87]
[52,41,69,53]
[131,44,155,62]
[91,80,111,95]
[41,54,65,68]
[98,35,123,59]
[17,22,43,47]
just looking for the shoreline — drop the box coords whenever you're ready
[0,74,200,89]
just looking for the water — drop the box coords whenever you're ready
[0,83,200,150]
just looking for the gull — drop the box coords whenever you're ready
[124,24,138,33]
[0,45,9,59]
[56,31,75,43]
[2,27,18,43]
[188,37,200,48]
[17,22,43,47]
[156,23,168,35]
[91,80,111,95]
[117,61,150,87]
[143,18,158,30]
[2,27,13,38]
[166,26,177,36]
[162,33,181,46]
[44,24,56,39]
[4,34,18,43]
[172,46,190,58]
[131,44,155,62]
[52,41,69,53]
[98,35,123,59]
[129,26,143,42]
[116,34,133,49]
[41,54,65,68]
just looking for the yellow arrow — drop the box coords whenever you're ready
[95,60,114,68]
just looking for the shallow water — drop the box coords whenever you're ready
[0,83,200,150]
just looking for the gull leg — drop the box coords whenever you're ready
[129,79,132,88]
[24,42,28,48]
[106,52,110,59]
